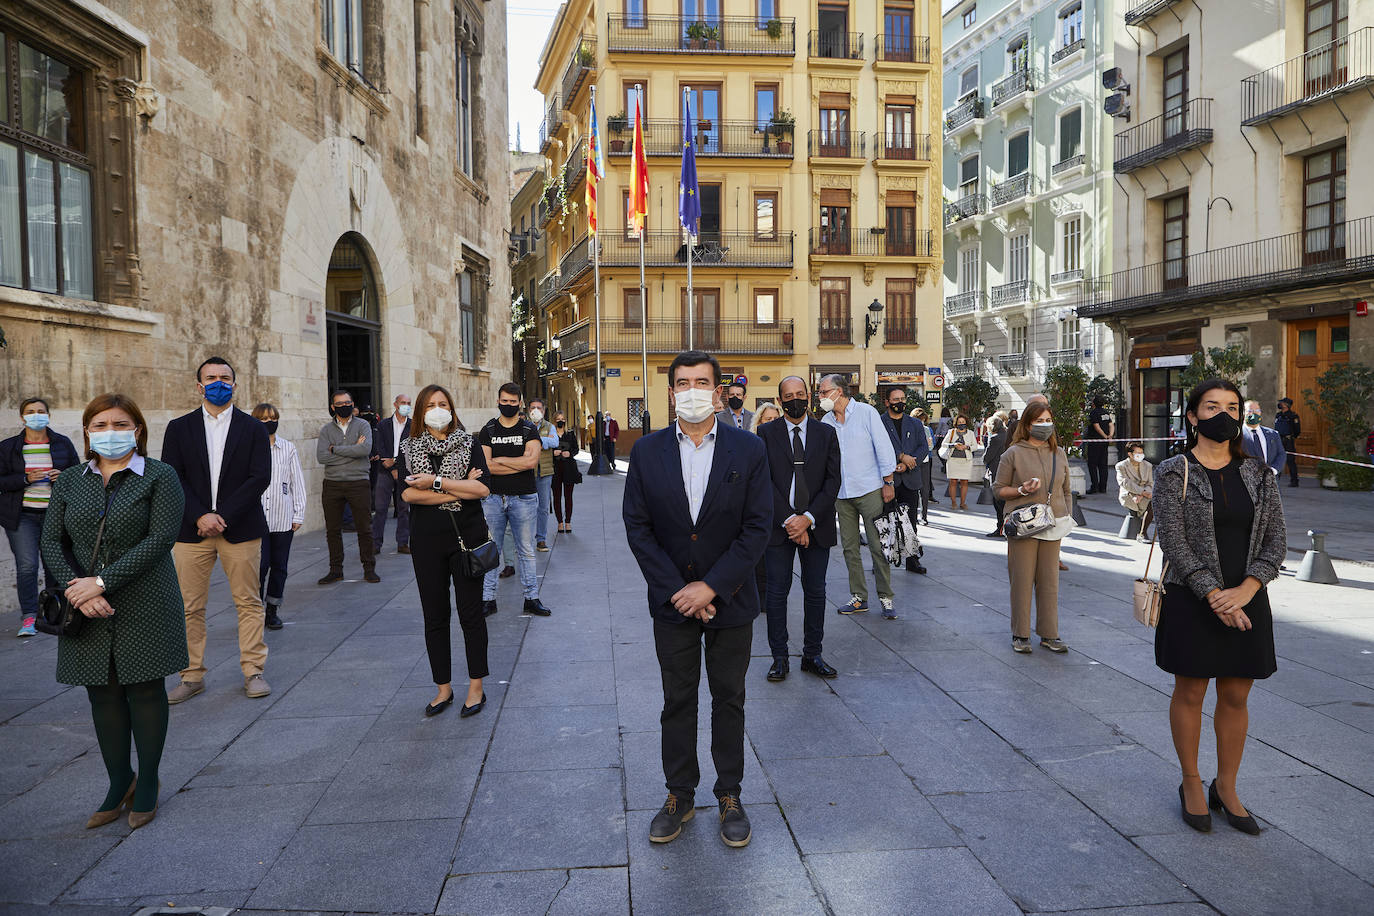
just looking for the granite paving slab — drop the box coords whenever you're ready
[806,847,1022,916]
[306,737,487,824]
[435,867,628,916]
[190,714,375,788]
[483,704,618,772]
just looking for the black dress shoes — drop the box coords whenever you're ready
[364,570,381,583]
[499,564,515,579]
[461,693,486,718]
[800,656,838,678]
[482,600,498,617]
[1178,782,1211,832]
[264,605,284,630]
[905,558,928,574]
[649,793,694,843]
[1209,780,1261,834]
[767,659,789,681]
[425,694,453,717]
[317,571,344,585]
[717,795,751,847]
[523,598,552,617]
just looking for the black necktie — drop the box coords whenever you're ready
[792,426,809,515]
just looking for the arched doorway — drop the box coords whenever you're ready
[325,233,382,414]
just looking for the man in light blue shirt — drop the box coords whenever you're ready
[819,374,899,618]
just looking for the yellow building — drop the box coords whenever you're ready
[534,0,943,450]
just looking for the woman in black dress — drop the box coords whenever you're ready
[1153,379,1286,835]
[399,384,492,718]
[551,410,581,533]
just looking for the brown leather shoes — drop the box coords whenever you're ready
[85,777,135,829]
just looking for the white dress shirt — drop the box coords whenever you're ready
[676,419,717,524]
[262,437,308,532]
[782,416,816,529]
[202,405,233,511]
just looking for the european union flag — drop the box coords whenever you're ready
[679,94,700,238]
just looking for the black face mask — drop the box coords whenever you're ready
[889,402,907,415]
[955,424,967,432]
[556,421,566,428]
[332,405,354,419]
[1195,411,1241,443]
[781,398,809,419]
[728,396,744,411]
[263,420,279,435]
[498,403,520,418]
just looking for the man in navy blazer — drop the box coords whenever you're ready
[161,356,272,704]
[759,376,842,682]
[880,386,929,573]
[370,393,413,554]
[623,350,770,850]
[1241,400,1287,477]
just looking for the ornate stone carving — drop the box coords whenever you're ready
[914,264,929,287]
[863,262,876,284]
[877,78,920,99]
[810,75,858,108]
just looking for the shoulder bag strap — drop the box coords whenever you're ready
[447,509,469,551]
[1141,458,1186,580]
[89,475,127,575]
[1047,449,1057,506]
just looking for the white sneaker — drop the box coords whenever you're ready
[879,597,896,619]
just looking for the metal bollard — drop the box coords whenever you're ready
[1119,513,1142,540]
[1295,530,1340,584]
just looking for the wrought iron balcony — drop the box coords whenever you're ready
[948,357,979,379]
[563,140,587,190]
[945,94,985,130]
[875,133,932,162]
[1051,153,1086,176]
[560,37,596,107]
[604,119,795,158]
[1052,38,1086,64]
[818,315,852,345]
[991,173,1033,208]
[538,349,561,376]
[944,291,984,318]
[1241,27,1374,125]
[807,130,865,158]
[1047,348,1083,367]
[997,353,1028,376]
[808,228,934,258]
[1076,214,1374,318]
[1124,0,1187,27]
[1050,268,1083,285]
[537,273,561,306]
[991,280,1033,307]
[555,320,592,361]
[596,231,794,269]
[538,107,557,153]
[946,192,988,224]
[876,34,931,64]
[558,237,592,289]
[885,316,916,344]
[808,30,864,60]
[992,70,1034,108]
[607,16,796,56]
[1115,98,1213,172]
[595,319,795,355]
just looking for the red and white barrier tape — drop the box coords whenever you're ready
[1289,452,1374,469]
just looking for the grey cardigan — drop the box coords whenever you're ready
[1153,453,1286,600]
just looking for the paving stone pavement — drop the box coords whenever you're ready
[3,464,1374,915]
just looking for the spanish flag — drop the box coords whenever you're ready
[629,95,648,237]
[586,94,602,238]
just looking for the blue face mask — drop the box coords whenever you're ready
[23,413,50,431]
[89,430,138,459]
[203,380,234,406]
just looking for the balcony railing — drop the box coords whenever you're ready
[538,349,561,376]
[992,70,1034,108]
[875,133,932,161]
[876,34,931,64]
[1124,0,1186,27]
[1115,98,1213,172]
[948,357,978,379]
[807,129,865,158]
[594,319,795,355]
[537,273,561,306]
[808,30,864,60]
[1241,27,1374,125]
[1051,153,1086,175]
[946,192,988,223]
[885,319,916,344]
[563,140,587,190]
[607,16,796,56]
[991,280,1033,307]
[1052,38,1086,64]
[1050,268,1083,285]
[596,231,794,269]
[559,237,592,289]
[555,320,592,361]
[1077,214,1374,318]
[945,94,985,130]
[818,315,852,345]
[997,353,1028,376]
[944,291,983,318]
[538,110,556,152]
[809,228,934,258]
[991,173,1033,207]
[1047,348,1083,367]
[605,119,795,158]
[560,37,596,107]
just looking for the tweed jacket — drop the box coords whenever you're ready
[1153,453,1286,600]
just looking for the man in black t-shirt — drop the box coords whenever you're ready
[478,383,553,617]
[1084,396,1113,494]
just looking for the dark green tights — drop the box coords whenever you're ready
[86,666,168,814]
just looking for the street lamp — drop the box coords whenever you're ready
[864,298,885,348]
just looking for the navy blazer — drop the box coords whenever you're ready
[760,417,841,548]
[371,415,411,462]
[881,413,928,489]
[622,422,771,629]
[0,430,80,530]
[162,406,271,544]
[1242,425,1287,477]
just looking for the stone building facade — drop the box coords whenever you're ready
[0,0,510,610]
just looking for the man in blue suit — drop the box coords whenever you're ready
[880,385,930,573]
[623,350,770,850]
[759,375,842,682]
[1241,400,1286,477]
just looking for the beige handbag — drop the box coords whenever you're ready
[1133,459,1186,627]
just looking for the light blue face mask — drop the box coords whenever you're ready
[23,413,50,431]
[89,430,138,459]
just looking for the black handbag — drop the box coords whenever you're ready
[36,477,125,637]
[448,512,500,579]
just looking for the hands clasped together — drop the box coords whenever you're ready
[1206,579,1260,631]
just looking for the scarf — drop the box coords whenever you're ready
[400,428,475,512]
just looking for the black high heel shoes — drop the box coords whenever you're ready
[1209,780,1261,835]
[1178,782,1212,833]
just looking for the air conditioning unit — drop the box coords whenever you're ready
[1102,68,1130,93]
[1104,93,1131,121]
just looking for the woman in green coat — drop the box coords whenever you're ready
[41,393,188,830]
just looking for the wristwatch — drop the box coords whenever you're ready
[432,476,444,493]
[95,576,106,592]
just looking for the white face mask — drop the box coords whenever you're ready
[1131,452,1144,462]
[673,388,716,424]
[396,404,412,418]
[424,407,453,430]
[528,408,544,424]
[819,396,837,413]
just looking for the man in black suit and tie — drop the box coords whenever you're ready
[162,357,272,704]
[371,392,413,554]
[759,376,842,682]
[623,350,771,849]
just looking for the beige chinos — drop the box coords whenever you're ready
[1006,537,1060,639]
[175,536,268,681]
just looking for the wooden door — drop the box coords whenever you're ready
[1286,315,1350,464]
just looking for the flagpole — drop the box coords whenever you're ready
[683,86,694,352]
[589,83,609,476]
[637,83,650,435]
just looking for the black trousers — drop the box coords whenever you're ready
[1282,438,1299,484]
[894,481,923,539]
[322,478,375,572]
[1085,443,1110,492]
[410,519,489,684]
[654,617,751,799]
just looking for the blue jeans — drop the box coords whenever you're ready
[6,510,56,619]
[535,473,553,542]
[482,493,538,600]
[764,539,831,660]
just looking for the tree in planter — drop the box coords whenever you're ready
[1086,373,1123,411]
[1180,345,1255,393]
[1043,363,1090,454]
[942,375,1000,424]
[1304,362,1374,491]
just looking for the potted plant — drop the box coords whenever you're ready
[577,46,594,67]
[686,21,709,49]
[703,24,722,50]
[765,18,784,40]
[770,109,795,153]
[1304,362,1374,491]
[608,111,628,151]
